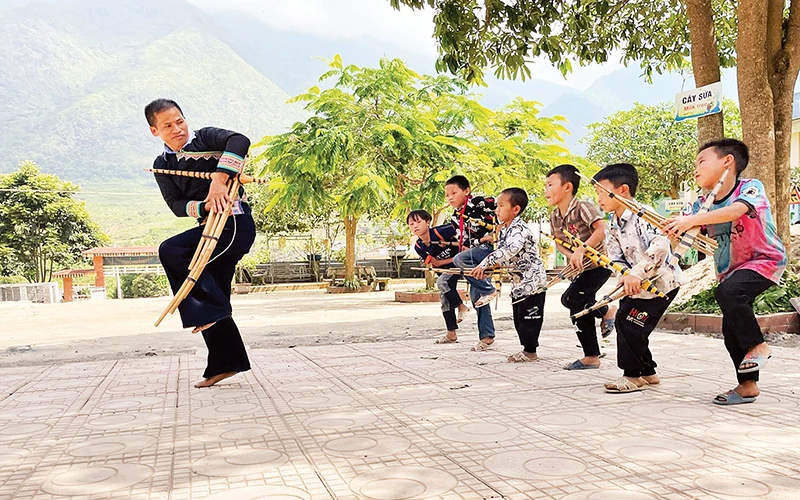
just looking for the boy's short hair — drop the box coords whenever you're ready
[546,164,580,195]
[145,98,183,127]
[593,163,639,197]
[501,187,528,214]
[445,175,470,190]
[406,209,432,224]
[699,138,749,175]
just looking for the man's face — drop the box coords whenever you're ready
[445,184,470,208]
[594,179,622,213]
[407,216,430,237]
[544,174,569,206]
[694,147,730,190]
[495,193,519,223]
[150,107,189,152]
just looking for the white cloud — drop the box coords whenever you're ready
[188,0,623,90]
[188,0,439,56]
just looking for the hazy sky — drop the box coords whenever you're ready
[186,0,623,90]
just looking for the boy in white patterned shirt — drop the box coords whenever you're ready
[471,188,547,362]
[592,164,683,393]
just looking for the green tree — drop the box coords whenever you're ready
[389,0,800,242]
[584,100,742,203]
[256,56,573,284]
[0,162,108,282]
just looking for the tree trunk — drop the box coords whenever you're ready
[767,0,800,247]
[424,269,436,289]
[737,0,780,231]
[686,0,725,144]
[343,215,358,282]
[772,78,797,246]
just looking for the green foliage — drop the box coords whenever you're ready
[0,162,108,282]
[255,56,574,279]
[342,277,362,290]
[247,183,334,237]
[332,248,348,265]
[673,274,800,315]
[120,273,169,299]
[389,0,737,84]
[583,100,742,204]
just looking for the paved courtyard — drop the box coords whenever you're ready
[0,325,799,499]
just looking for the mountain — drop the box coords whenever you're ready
[1,0,747,183]
[0,0,306,182]
[210,10,578,109]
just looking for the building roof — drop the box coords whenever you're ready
[53,269,96,278]
[82,246,159,257]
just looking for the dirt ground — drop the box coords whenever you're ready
[2,280,797,368]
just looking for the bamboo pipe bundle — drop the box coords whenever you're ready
[575,171,717,257]
[411,266,520,278]
[571,283,626,320]
[188,181,239,270]
[553,231,666,298]
[147,168,269,184]
[154,177,241,327]
[571,273,663,320]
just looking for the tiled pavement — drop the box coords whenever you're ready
[1,329,799,499]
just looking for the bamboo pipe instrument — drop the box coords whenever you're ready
[154,177,241,327]
[552,231,666,298]
[575,171,717,257]
[147,168,269,184]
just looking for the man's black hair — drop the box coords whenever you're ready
[445,175,470,190]
[406,209,432,224]
[145,98,183,127]
[699,138,749,175]
[593,163,639,197]
[501,187,528,214]
[546,164,580,195]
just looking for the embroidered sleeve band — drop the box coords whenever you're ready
[217,151,245,174]
[185,200,205,218]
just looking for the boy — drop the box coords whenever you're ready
[444,175,498,351]
[592,164,683,392]
[407,209,470,343]
[147,98,256,388]
[545,164,614,370]
[472,188,547,362]
[664,139,786,405]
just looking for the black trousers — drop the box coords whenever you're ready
[159,211,256,378]
[512,292,546,353]
[616,288,679,378]
[442,275,462,331]
[714,270,775,383]
[561,267,612,357]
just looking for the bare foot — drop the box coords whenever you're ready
[457,304,470,323]
[642,374,660,385]
[191,322,216,334]
[194,371,237,388]
[734,380,760,398]
[748,342,772,357]
[580,355,600,367]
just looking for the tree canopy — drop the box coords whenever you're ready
[255,56,574,282]
[0,162,108,282]
[584,100,742,203]
[390,0,800,242]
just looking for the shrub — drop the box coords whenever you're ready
[672,272,800,315]
[120,273,169,298]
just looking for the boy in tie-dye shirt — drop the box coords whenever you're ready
[664,139,786,406]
